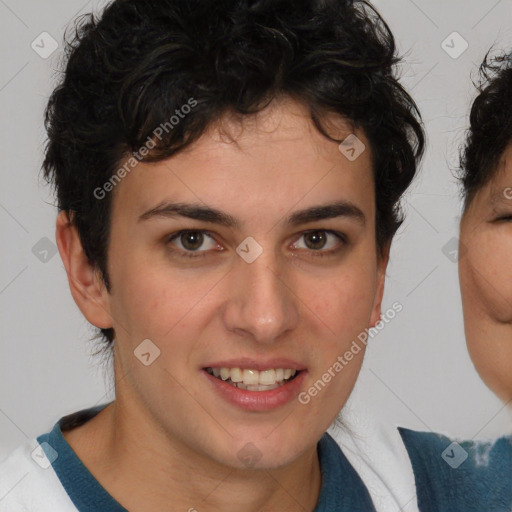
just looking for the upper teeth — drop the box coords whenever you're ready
[209,367,296,386]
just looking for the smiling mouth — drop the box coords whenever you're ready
[204,367,300,391]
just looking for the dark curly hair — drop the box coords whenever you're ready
[42,0,424,346]
[460,51,512,208]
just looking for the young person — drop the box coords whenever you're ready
[0,1,424,510]
[399,52,512,512]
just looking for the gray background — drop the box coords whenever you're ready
[1,0,512,459]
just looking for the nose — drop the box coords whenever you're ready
[222,248,300,344]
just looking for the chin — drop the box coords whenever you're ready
[213,431,314,471]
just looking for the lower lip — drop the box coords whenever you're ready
[202,370,307,411]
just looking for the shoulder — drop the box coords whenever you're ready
[0,437,76,511]
[328,407,419,512]
[398,427,512,512]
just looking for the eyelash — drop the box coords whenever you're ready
[166,229,347,260]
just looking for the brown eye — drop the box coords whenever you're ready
[167,230,219,256]
[304,231,328,250]
[180,231,204,251]
[292,230,346,257]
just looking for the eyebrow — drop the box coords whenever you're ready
[138,200,366,227]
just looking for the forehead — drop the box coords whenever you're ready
[465,144,512,213]
[111,98,375,223]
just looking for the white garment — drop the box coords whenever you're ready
[0,438,76,511]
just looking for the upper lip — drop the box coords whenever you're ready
[202,358,306,372]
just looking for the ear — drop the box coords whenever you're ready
[55,211,113,330]
[369,243,390,327]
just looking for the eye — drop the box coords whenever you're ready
[291,230,346,256]
[167,230,220,257]
[495,215,512,222]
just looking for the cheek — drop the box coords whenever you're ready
[309,271,377,335]
[460,229,512,401]
[298,258,379,386]
[461,233,512,323]
[108,254,223,343]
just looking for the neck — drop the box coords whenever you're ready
[64,397,322,512]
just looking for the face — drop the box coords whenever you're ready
[77,98,386,470]
[459,143,512,403]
